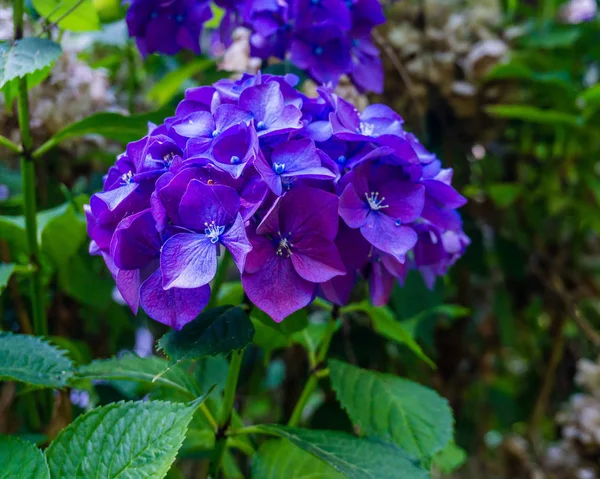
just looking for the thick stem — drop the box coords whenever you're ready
[14,0,47,337]
[208,348,244,478]
[287,306,339,427]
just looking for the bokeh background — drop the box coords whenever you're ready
[2,0,600,477]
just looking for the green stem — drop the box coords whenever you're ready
[0,135,21,154]
[208,349,244,478]
[207,252,232,309]
[287,306,340,427]
[14,0,47,337]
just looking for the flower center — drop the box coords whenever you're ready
[121,171,134,185]
[313,46,324,56]
[365,191,389,211]
[273,162,286,174]
[337,155,347,165]
[211,129,220,138]
[204,221,225,244]
[275,232,293,257]
[256,120,267,131]
[230,155,241,164]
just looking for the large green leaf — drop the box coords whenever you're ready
[0,435,50,479]
[432,442,467,474]
[0,263,15,296]
[77,353,201,397]
[252,439,345,479]
[34,109,172,157]
[45,398,206,478]
[329,360,453,461]
[147,58,213,107]
[158,306,254,364]
[33,0,100,32]
[0,333,73,388]
[250,425,429,479]
[0,215,26,251]
[0,38,62,89]
[342,302,435,368]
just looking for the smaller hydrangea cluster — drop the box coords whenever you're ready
[124,0,386,92]
[86,72,468,329]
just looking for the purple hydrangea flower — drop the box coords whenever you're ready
[125,0,212,57]
[87,72,468,327]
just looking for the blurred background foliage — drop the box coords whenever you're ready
[2,0,600,477]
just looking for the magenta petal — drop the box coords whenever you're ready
[140,269,210,330]
[111,209,160,271]
[161,233,218,289]
[279,187,340,241]
[360,213,418,262]
[339,183,369,228]
[291,234,346,283]
[116,268,141,315]
[172,111,214,138]
[379,181,425,224]
[320,271,356,306]
[221,214,253,273]
[242,255,315,322]
[369,260,395,307]
[239,82,283,125]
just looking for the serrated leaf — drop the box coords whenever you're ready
[0,333,73,388]
[329,360,453,461]
[45,398,206,478]
[0,38,61,89]
[252,439,345,479]
[33,0,100,32]
[77,353,201,397]
[342,301,435,368]
[251,425,429,479]
[158,306,254,365]
[0,263,15,295]
[0,435,50,479]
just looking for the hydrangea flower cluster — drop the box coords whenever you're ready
[86,73,468,328]
[124,0,386,92]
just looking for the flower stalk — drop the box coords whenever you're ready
[14,0,47,337]
[208,348,244,478]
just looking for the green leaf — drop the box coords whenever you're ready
[158,306,254,364]
[0,263,15,295]
[485,105,581,127]
[2,63,54,108]
[45,398,206,478]
[252,439,345,479]
[33,0,101,32]
[38,203,86,267]
[487,183,522,208]
[0,333,73,388]
[250,425,429,479]
[0,435,50,479]
[0,38,62,89]
[251,307,308,336]
[35,109,173,156]
[205,3,225,28]
[0,215,26,251]
[147,58,213,107]
[342,301,435,368]
[329,360,453,461]
[432,442,467,474]
[77,353,202,397]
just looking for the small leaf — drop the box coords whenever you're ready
[487,183,522,208]
[0,435,50,479]
[77,353,201,397]
[250,425,429,479]
[38,203,86,267]
[0,215,26,251]
[0,333,73,388]
[0,38,62,89]
[251,307,308,336]
[485,105,581,127]
[46,398,206,479]
[158,306,254,364]
[432,442,467,474]
[342,301,435,368]
[252,439,345,479]
[329,360,453,461]
[33,0,101,32]
[0,263,15,295]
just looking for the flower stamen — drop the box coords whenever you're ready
[365,191,389,211]
[204,221,225,244]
